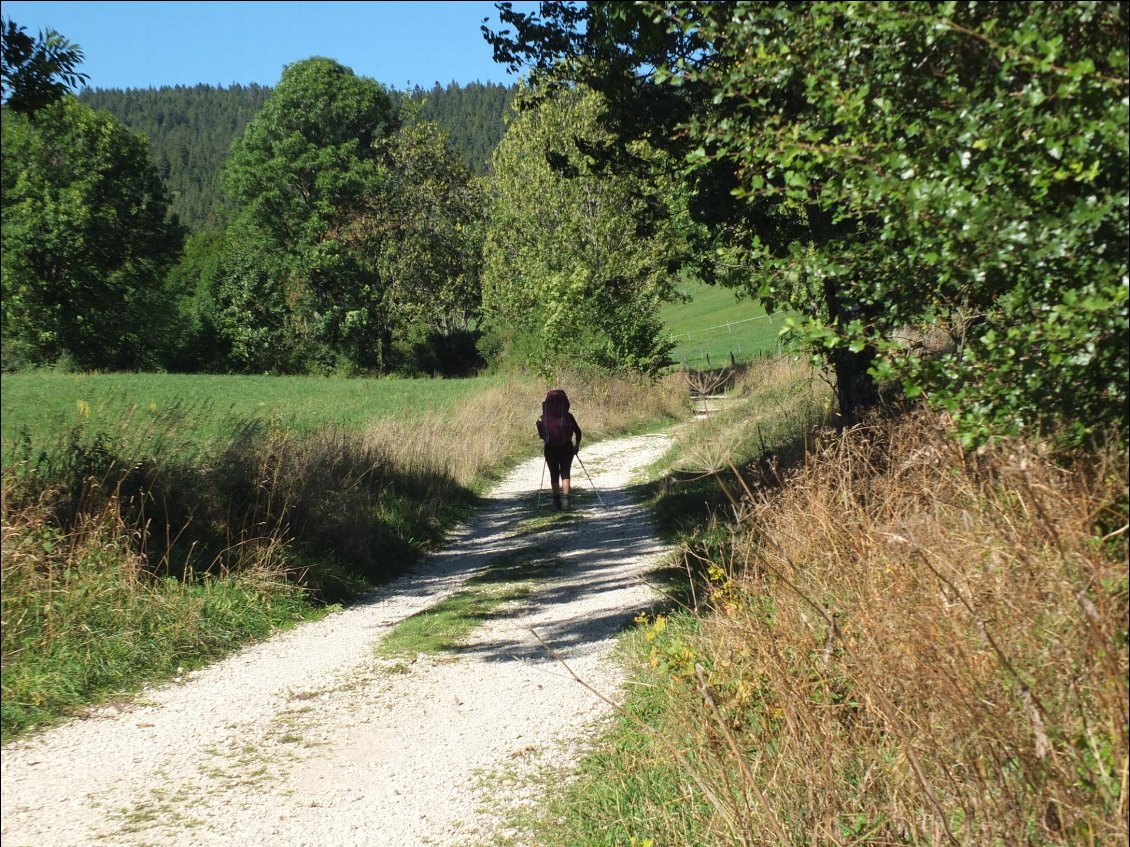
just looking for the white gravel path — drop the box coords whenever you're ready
[1,432,676,847]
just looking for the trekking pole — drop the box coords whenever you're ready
[574,453,605,507]
[537,456,547,511]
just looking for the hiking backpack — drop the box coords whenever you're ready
[540,389,572,448]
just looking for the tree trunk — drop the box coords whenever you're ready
[823,275,879,427]
[806,205,880,427]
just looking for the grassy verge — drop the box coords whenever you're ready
[651,357,831,546]
[502,613,716,847]
[1,369,688,741]
[0,494,319,742]
[508,360,1129,845]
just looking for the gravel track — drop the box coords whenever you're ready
[1,432,676,847]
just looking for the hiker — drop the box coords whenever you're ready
[537,388,582,511]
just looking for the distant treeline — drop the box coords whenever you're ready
[80,81,515,233]
[411,81,515,176]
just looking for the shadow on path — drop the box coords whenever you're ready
[357,435,677,666]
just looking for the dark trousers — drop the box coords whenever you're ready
[544,443,574,486]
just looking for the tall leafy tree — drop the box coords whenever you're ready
[219,57,399,373]
[1,17,88,115]
[484,2,887,416]
[360,113,487,367]
[664,1,1128,444]
[481,84,685,374]
[218,58,488,375]
[1,97,183,370]
[486,1,1129,442]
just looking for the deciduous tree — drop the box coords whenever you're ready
[1,18,88,115]
[219,57,400,373]
[353,112,487,369]
[219,58,490,375]
[482,84,685,374]
[486,1,1129,442]
[1,97,183,370]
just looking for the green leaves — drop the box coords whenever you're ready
[1,98,182,370]
[219,59,396,373]
[216,60,488,376]
[663,0,1128,442]
[368,117,486,341]
[0,18,89,115]
[481,85,684,374]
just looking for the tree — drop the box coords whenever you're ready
[1,97,183,370]
[211,219,299,372]
[161,230,229,372]
[358,113,488,373]
[666,1,1128,444]
[486,2,1129,441]
[481,83,686,374]
[218,58,490,376]
[219,57,400,373]
[80,83,272,233]
[410,80,516,174]
[484,2,885,418]
[1,18,89,115]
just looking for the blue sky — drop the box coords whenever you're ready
[2,1,540,91]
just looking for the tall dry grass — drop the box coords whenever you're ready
[671,357,830,472]
[655,409,1128,845]
[0,470,309,739]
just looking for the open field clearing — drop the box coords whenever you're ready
[661,280,793,369]
[0,372,505,455]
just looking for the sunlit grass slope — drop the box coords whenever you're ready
[661,280,792,368]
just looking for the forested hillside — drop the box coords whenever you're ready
[79,81,514,233]
[80,84,271,232]
[411,80,515,175]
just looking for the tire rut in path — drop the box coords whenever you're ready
[0,431,676,847]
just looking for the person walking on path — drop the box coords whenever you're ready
[537,388,582,511]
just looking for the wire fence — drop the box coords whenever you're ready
[672,313,789,370]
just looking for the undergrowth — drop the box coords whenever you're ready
[0,490,316,742]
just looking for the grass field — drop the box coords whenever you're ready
[661,280,792,368]
[1,284,786,455]
[0,368,687,739]
[0,371,505,456]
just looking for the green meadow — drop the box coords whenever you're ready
[0,281,786,456]
[0,371,504,456]
[661,280,792,368]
